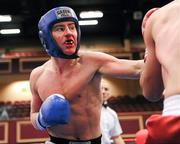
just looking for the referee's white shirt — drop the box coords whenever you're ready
[100,106,123,144]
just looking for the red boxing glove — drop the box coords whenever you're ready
[135,129,149,144]
[146,115,180,144]
[141,8,159,36]
[136,115,180,144]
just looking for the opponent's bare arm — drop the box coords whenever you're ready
[140,15,164,102]
[29,67,43,129]
[95,52,144,79]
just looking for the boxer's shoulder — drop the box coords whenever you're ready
[78,51,106,61]
[31,64,44,75]
[30,62,49,82]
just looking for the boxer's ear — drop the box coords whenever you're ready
[141,8,159,36]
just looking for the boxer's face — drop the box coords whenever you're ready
[52,21,78,55]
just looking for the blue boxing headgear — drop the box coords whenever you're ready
[38,7,81,59]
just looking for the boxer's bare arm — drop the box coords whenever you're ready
[140,15,164,102]
[29,66,43,129]
[94,52,144,79]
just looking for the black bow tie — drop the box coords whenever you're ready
[102,102,108,108]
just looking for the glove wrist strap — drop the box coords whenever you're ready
[35,113,46,131]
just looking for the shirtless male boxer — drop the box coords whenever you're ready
[136,1,180,144]
[29,6,143,144]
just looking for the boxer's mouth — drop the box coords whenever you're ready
[65,40,74,45]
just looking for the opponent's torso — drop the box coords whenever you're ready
[36,56,102,140]
[152,1,180,97]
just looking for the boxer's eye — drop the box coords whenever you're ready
[52,26,65,32]
[68,24,76,31]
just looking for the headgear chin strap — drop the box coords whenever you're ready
[38,6,81,59]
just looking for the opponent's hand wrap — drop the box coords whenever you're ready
[35,94,70,130]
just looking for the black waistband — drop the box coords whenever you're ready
[49,135,102,144]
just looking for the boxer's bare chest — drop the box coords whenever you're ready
[37,63,99,101]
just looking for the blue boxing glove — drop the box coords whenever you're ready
[35,94,70,130]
